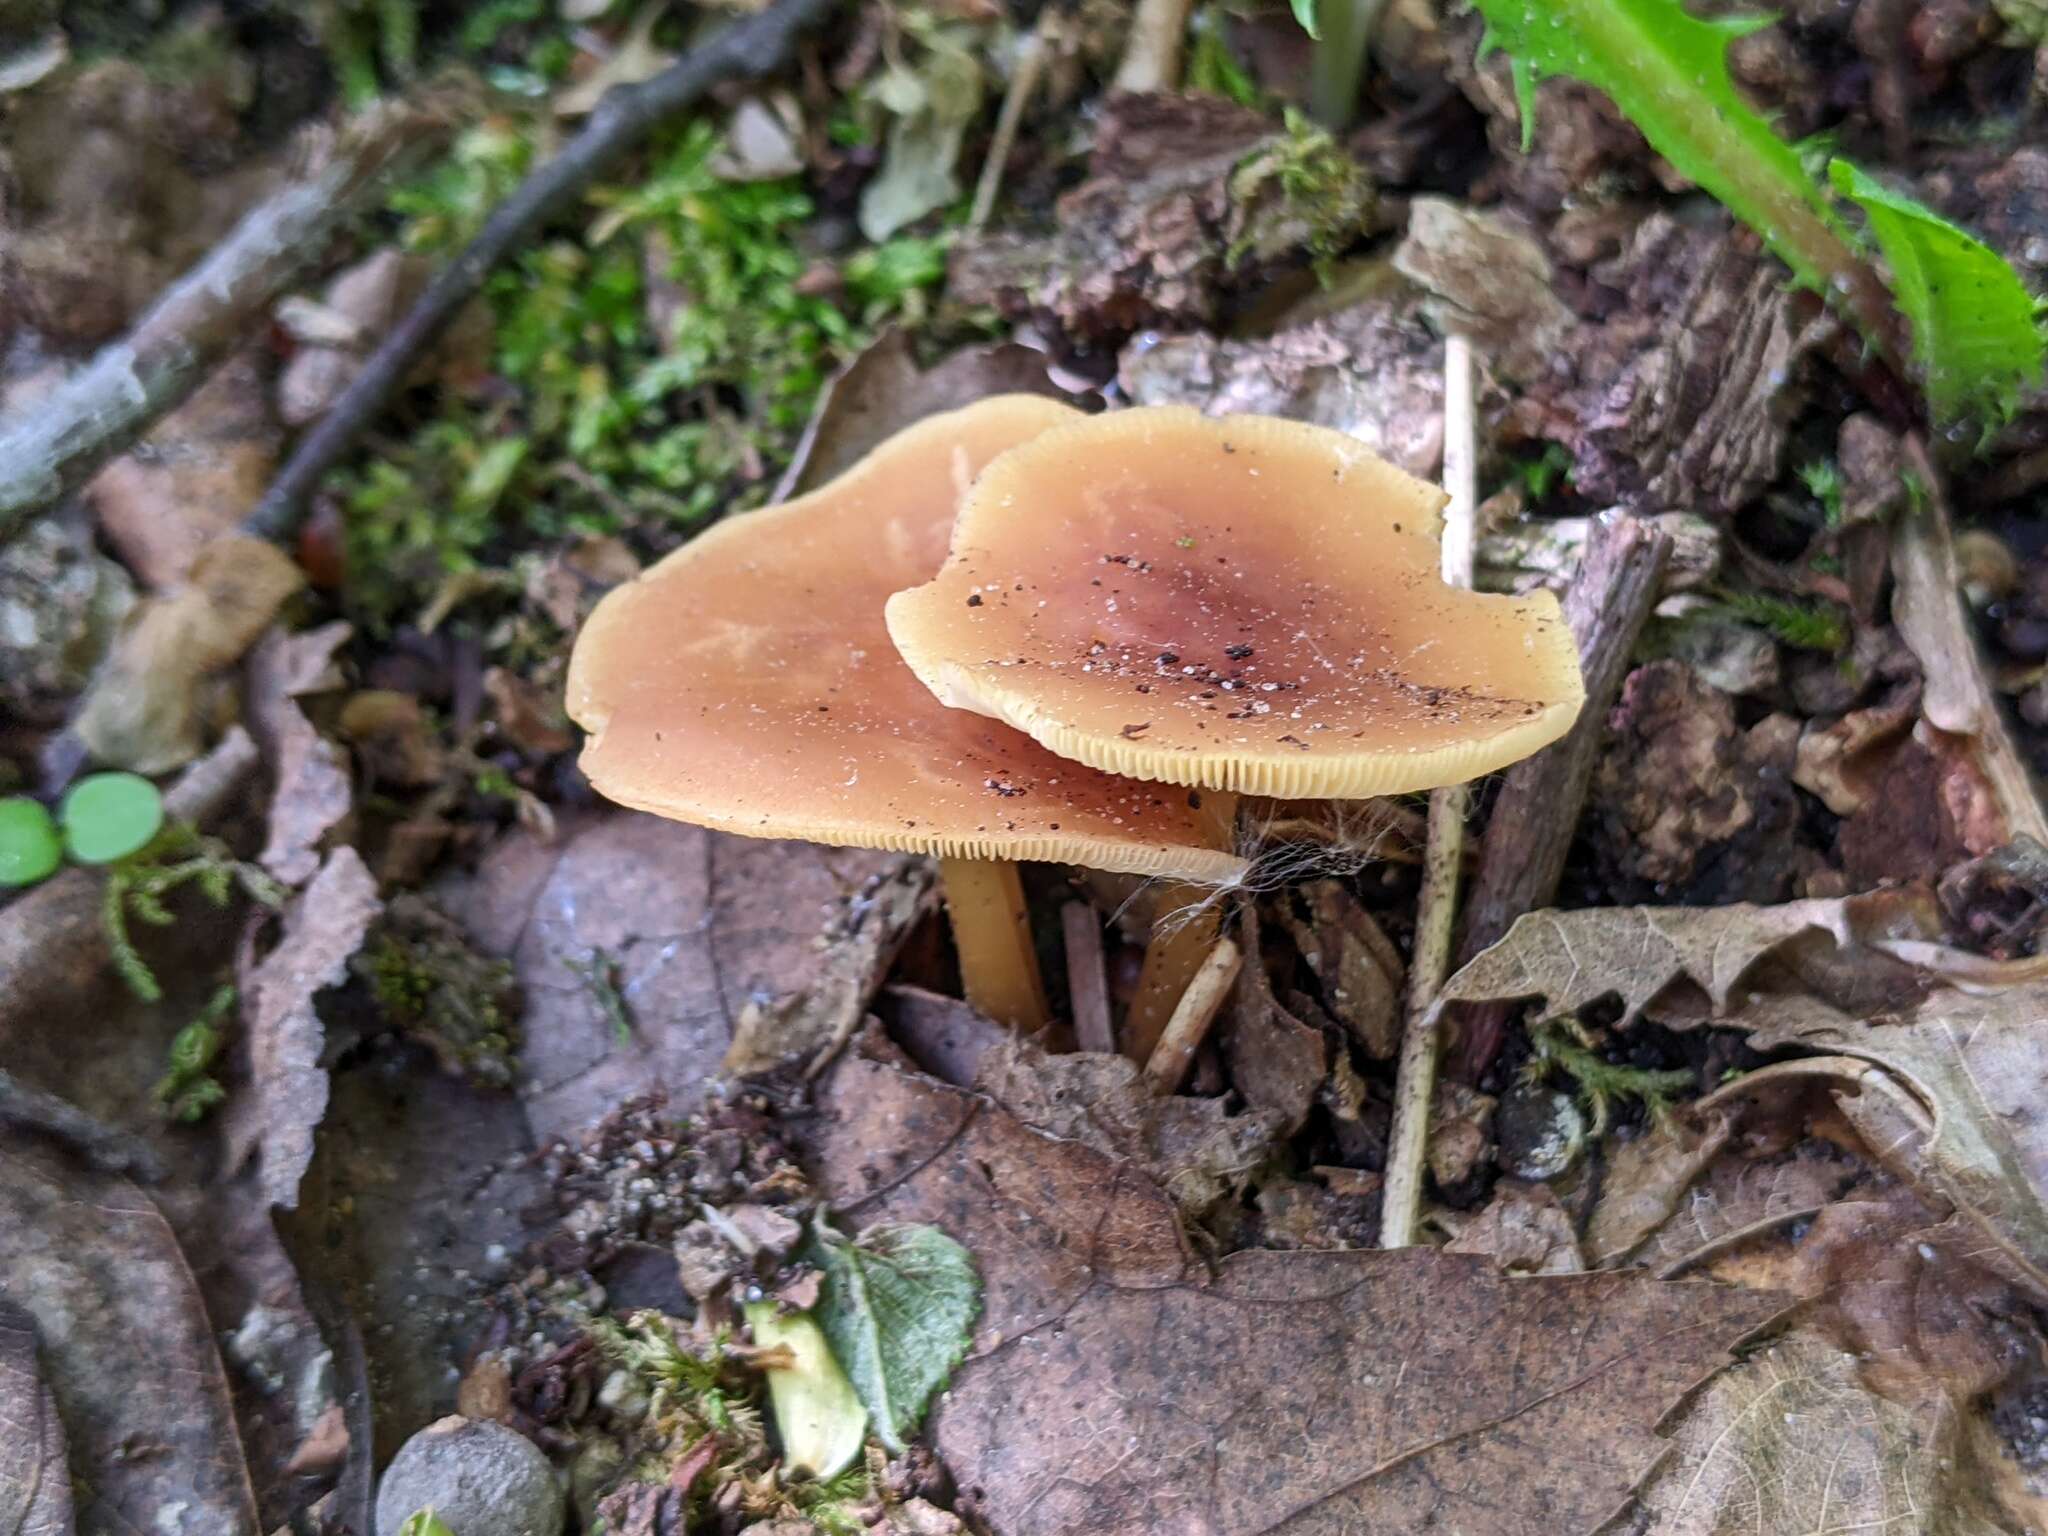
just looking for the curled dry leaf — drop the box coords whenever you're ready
[224,846,382,1208]
[1273,881,1403,1059]
[1585,1110,1736,1266]
[0,1134,259,1536]
[808,1036,1786,1536]
[0,1301,74,1536]
[1436,890,2048,1292]
[247,621,353,887]
[73,535,304,774]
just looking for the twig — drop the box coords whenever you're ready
[1379,332,1476,1249]
[0,1070,167,1181]
[968,18,1051,232]
[1892,434,2048,845]
[0,101,444,547]
[1113,0,1193,93]
[1451,511,1672,1081]
[1653,1204,1828,1281]
[244,0,838,541]
[1061,901,1115,1054]
[1142,934,1243,1092]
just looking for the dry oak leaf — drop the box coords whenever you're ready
[0,1135,259,1536]
[247,621,353,887]
[1435,896,2048,1292]
[808,1040,1787,1536]
[1636,1330,2007,1536]
[224,846,382,1208]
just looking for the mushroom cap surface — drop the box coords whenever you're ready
[566,396,1248,883]
[885,406,1585,797]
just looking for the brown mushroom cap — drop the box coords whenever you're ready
[565,397,1248,884]
[884,406,1586,798]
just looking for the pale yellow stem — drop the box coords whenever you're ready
[940,856,1048,1031]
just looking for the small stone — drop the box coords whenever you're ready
[374,1416,565,1536]
[1496,1086,1586,1182]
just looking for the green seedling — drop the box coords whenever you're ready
[397,1512,457,1536]
[1,772,166,889]
[61,772,165,865]
[0,798,61,887]
[744,1301,868,1481]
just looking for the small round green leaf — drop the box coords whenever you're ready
[60,772,165,865]
[0,797,61,887]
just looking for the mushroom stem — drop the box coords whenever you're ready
[939,857,1049,1031]
[1121,792,1239,1063]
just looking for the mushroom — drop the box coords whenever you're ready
[885,404,1585,1052]
[565,396,1246,1034]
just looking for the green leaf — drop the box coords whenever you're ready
[59,773,164,865]
[807,1222,980,1453]
[397,1512,457,1536]
[1291,0,1321,38]
[1829,158,2047,430]
[1466,0,1897,356]
[0,797,61,888]
[745,1301,869,1478]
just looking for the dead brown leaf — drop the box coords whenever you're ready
[973,1034,1286,1221]
[436,812,928,1141]
[0,1134,259,1536]
[1391,197,1571,385]
[1436,894,2048,1292]
[1586,1110,1736,1266]
[1218,907,1326,1132]
[773,328,1067,502]
[87,349,277,589]
[1636,1331,2007,1536]
[247,622,353,887]
[1438,1180,1585,1274]
[0,1301,74,1536]
[73,534,304,773]
[224,847,382,1208]
[1274,881,1403,1058]
[809,1040,1786,1536]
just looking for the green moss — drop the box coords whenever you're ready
[1226,110,1373,279]
[338,117,956,631]
[1708,587,1851,653]
[359,895,521,1088]
[154,982,237,1123]
[102,825,284,1004]
[1521,1016,1694,1135]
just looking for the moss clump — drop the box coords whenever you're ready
[359,894,521,1088]
[1521,1016,1695,1135]
[1227,109,1373,279]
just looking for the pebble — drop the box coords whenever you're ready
[375,1416,565,1536]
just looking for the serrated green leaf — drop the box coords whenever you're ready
[1466,0,1895,352]
[807,1222,980,1453]
[1829,158,2046,430]
[745,1301,868,1479]
[1291,0,1321,39]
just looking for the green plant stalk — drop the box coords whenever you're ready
[1308,0,1386,129]
[1471,0,1901,363]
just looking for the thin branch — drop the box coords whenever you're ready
[0,100,445,547]
[244,0,838,541]
[1113,0,1194,94]
[969,17,1051,232]
[1380,332,1476,1249]
[1062,901,1115,1055]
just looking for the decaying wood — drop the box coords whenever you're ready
[1451,511,1674,1081]
[1061,901,1115,1055]
[1892,434,2048,847]
[245,0,836,541]
[0,101,443,547]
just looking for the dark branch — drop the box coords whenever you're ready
[0,100,445,548]
[244,0,838,542]
[1450,511,1672,1082]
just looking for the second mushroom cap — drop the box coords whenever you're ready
[885,405,1586,797]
